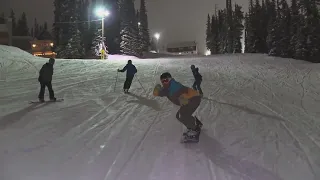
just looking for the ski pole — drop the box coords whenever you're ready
[114,71,119,92]
[136,75,146,93]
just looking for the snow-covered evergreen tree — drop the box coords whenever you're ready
[211,13,219,54]
[56,0,84,58]
[205,14,212,51]
[232,4,244,53]
[266,0,279,55]
[277,0,291,57]
[119,0,141,57]
[289,0,299,57]
[53,0,62,48]
[138,0,150,52]
[65,28,85,58]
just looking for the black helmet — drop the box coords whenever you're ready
[128,60,132,64]
[190,65,195,69]
[160,72,172,80]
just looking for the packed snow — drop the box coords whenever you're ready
[0,45,320,180]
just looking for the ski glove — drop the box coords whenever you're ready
[179,95,189,106]
[153,84,162,96]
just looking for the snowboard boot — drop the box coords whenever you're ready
[184,126,201,139]
[195,117,203,129]
[123,89,129,93]
[39,98,45,103]
[183,117,202,136]
[50,97,57,102]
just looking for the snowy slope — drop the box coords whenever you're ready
[0,45,320,180]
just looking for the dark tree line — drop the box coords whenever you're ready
[52,0,151,59]
[1,10,52,39]
[206,0,244,54]
[207,0,320,63]
[0,10,30,36]
[245,0,320,62]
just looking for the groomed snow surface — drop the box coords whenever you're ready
[0,45,320,180]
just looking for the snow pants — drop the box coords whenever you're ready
[176,96,202,130]
[192,80,203,95]
[38,81,55,100]
[123,75,134,90]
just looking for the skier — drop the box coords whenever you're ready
[153,72,203,139]
[190,65,203,96]
[117,60,137,93]
[38,58,56,102]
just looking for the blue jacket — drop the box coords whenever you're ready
[153,79,199,106]
[119,63,137,77]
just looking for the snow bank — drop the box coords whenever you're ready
[0,45,142,81]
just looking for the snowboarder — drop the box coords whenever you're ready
[153,72,203,140]
[190,65,203,96]
[117,60,137,93]
[38,58,56,102]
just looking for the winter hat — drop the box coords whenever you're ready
[128,60,132,64]
[160,72,172,80]
[49,58,55,64]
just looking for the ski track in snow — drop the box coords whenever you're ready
[0,46,320,180]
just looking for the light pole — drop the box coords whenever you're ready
[95,7,110,59]
[154,33,160,53]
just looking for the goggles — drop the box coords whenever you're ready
[161,78,170,84]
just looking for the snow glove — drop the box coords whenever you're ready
[153,84,162,96]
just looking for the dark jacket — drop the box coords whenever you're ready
[192,68,202,81]
[38,63,54,83]
[119,63,137,77]
[153,79,199,106]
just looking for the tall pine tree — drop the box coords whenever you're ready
[119,0,141,57]
[104,0,121,54]
[205,14,211,51]
[138,0,150,52]
[16,12,29,36]
[56,0,84,58]
[9,9,17,36]
[53,0,62,48]
[277,0,291,57]
[233,4,244,53]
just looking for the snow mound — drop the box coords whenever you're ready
[1,48,320,180]
[0,45,142,81]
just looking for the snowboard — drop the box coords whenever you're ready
[29,98,64,104]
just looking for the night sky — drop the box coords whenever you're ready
[0,0,249,54]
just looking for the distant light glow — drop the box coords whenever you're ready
[205,49,211,56]
[50,43,54,47]
[95,7,110,18]
[32,44,36,48]
[154,33,160,40]
[138,22,141,26]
